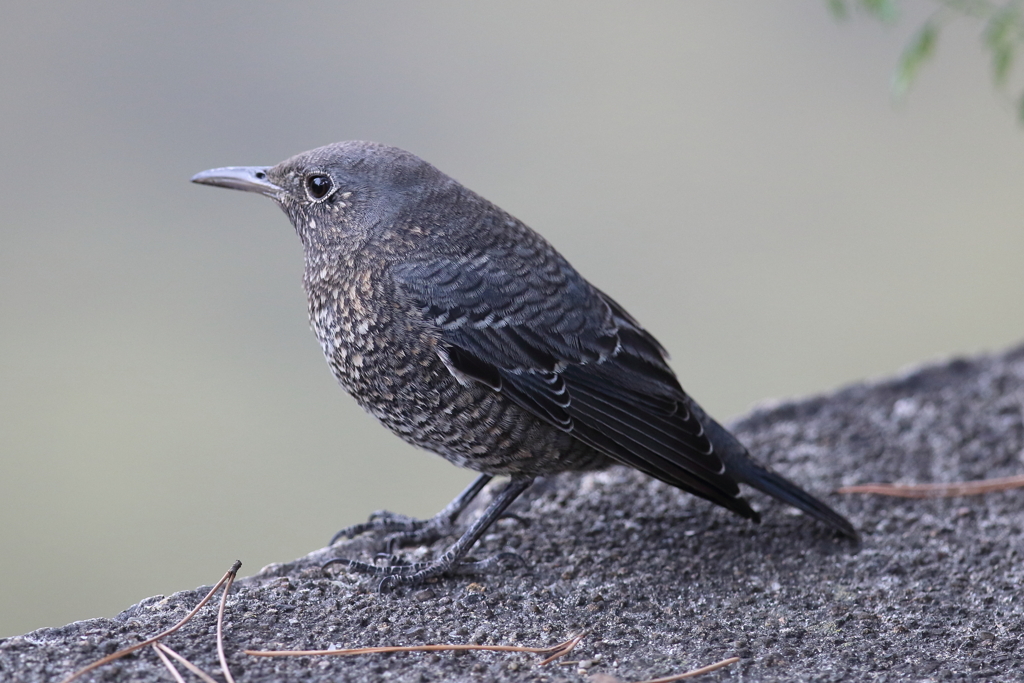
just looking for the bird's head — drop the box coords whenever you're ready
[192,141,454,252]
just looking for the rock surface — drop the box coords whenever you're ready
[3,345,1024,682]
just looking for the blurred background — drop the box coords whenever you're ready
[1,1,1022,638]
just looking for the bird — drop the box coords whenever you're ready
[192,141,857,589]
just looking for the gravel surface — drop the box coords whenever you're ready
[3,345,1023,682]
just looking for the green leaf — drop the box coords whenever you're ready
[992,44,1014,84]
[984,4,1018,51]
[827,0,849,20]
[893,21,939,98]
[984,5,1021,85]
[860,0,898,23]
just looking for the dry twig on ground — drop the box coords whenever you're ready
[60,560,241,683]
[246,630,587,666]
[838,474,1024,498]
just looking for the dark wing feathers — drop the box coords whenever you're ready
[444,345,502,391]
[392,254,756,519]
[493,371,573,429]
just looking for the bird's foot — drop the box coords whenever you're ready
[323,477,534,590]
[322,550,524,591]
[328,474,495,549]
[329,509,455,550]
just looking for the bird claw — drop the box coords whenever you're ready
[324,549,524,590]
[322,556,429,576]
[373,552,408,565]
[323,478,533,590]
[329,474,495,549]
[329,510,431,546]
[371,551,521,591]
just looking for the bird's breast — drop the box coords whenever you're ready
[304,264,439,408]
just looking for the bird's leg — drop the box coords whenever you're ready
[324,477,533,590]
[329,474,493,547]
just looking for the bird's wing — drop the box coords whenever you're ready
[392,252,755,518]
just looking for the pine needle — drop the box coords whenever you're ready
[838,474,1024,498]
[246,630,587,666]
[60,560,241,683]
[633,656,740,682]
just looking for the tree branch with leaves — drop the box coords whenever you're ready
[829,0,1024,121]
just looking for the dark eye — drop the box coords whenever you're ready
[305,174,333,200]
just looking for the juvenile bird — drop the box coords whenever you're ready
[192,142,856,589]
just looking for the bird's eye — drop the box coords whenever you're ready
[304,174,334,201]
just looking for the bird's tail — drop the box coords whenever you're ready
[729,455,859,540]
[694,404,859,540]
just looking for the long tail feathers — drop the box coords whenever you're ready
[732,459,859,540]
[695,405,859,541]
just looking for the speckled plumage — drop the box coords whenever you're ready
[192,141,856,586]
[288,147,608,477]
[305,246,603,477]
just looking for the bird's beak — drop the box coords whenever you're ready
[191,166,281,197]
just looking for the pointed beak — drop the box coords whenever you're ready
[191,166,281,197]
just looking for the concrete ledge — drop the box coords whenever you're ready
[4,345,1023,682]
